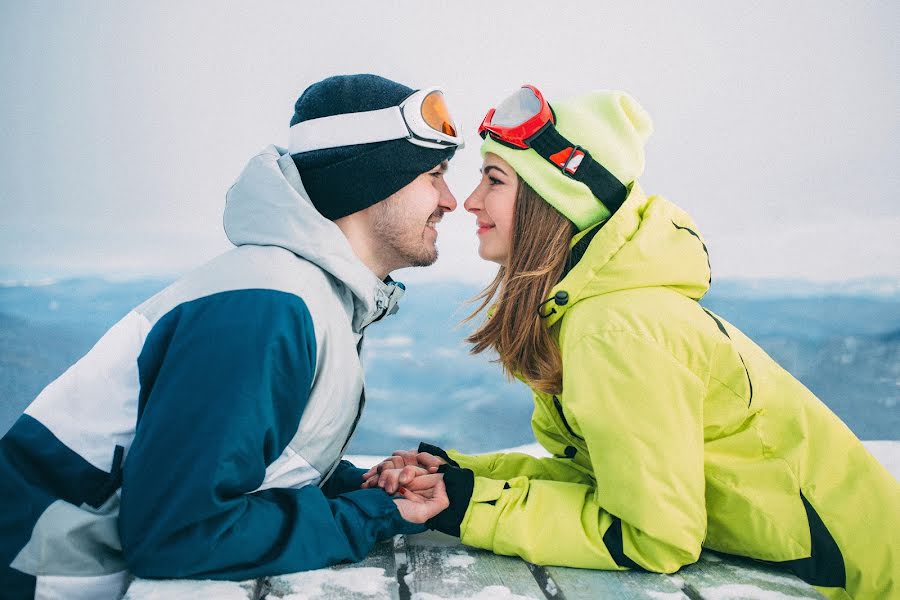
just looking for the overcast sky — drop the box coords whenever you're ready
[1,1,897,285]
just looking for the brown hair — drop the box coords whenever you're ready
[465,177,576,394]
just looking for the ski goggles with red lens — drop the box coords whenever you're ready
[478,85,628,213]
[289,86,464,154]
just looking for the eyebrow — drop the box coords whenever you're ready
[482,165,508,177]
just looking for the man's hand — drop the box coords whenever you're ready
[362,450,449,489]
[392,474,449,524]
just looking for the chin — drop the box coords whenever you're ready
[477,244,506,265]
[479,251,506,266]
[405,246,438,268]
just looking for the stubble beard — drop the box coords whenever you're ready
[372,198,439,270]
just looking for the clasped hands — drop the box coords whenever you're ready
[361,450,449,524]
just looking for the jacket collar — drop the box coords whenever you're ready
[224,145,405,332]
[541,183,712,328]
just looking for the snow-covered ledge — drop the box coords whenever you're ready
[123,441,898,600]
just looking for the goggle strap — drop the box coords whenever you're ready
[289,107,410,154]
[528,126,629,214]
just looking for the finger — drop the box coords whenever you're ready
[376,469,399,494]
[416,452,448,469]
[375,459,392,474]
[398,487,426,503]
[363,466,378,479]
[399,465,429,485]
[403,473,444,492]
[383,467,418,494]
[410,487,435,499]
[380,456,405,472]
[392,450,419,466]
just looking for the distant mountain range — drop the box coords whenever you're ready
[1,277,898,453]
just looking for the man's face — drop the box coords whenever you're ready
[372,160,457,270]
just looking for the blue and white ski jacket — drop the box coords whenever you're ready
[0,146,418,600]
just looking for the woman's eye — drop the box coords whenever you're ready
[488,176,501,185]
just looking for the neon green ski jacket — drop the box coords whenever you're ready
[448,184,899,599]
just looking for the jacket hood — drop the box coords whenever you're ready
[223,145,404,330]
[543,184,711,328]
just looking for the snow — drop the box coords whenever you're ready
[444,553,476,569]
[725,564,809,587]
[273,566,393,599]
[699,584,814,600]
[411,586,539,600]
[123,579,251,600]
[647,592,687,600]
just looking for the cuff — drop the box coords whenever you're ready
[426,464,474,537]
[418,442,460,467]
[320,460,367,497]
[458,476,510,550]
[342,488,426,538]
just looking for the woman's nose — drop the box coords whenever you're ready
[464,187,483,213]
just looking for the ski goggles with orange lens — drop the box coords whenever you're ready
[289,86,464,154]
[478,84,628,213]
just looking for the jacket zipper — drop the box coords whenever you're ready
[553,396,584,440]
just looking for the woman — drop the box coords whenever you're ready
[364,86,899,599]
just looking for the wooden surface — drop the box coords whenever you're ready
[123,531,827,599]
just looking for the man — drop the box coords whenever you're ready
[0,74,461,599]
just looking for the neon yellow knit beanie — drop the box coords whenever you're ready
[480,89,653,230]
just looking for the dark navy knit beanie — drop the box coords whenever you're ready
[290,74,456,221]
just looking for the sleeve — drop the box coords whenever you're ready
[455,331,707,573]
[445,449,594,486]
[419,429,594,486]
[119,289,420,580]
[320,460,367,497]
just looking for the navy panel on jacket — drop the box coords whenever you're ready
[120,289,415,579]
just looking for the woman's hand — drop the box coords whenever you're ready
[392,474,449,524]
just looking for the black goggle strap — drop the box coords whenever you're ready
[526,125,629,215]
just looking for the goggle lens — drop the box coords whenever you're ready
[421,91,458,137]
[492,86,542,128]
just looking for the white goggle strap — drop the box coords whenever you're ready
[288,106,410,154]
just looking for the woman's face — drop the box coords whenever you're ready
[464,153,518,265]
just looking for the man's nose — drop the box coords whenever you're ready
[438,180,457,213]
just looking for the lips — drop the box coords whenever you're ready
[477,221,495,235]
